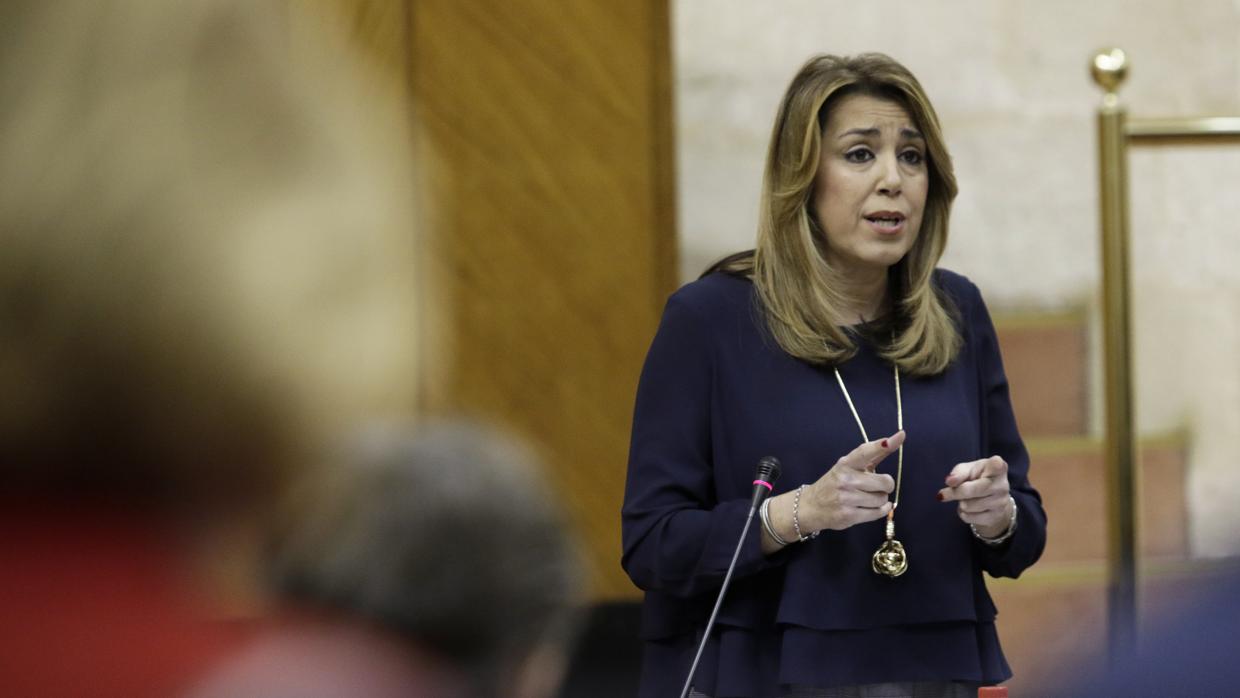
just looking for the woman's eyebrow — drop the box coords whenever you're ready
[838,126,880,138]
[836,126,924,140]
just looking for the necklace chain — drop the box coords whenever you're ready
[833,365,903,516]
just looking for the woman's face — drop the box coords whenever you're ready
[812,93,929,277]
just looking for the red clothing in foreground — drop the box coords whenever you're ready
[0,501,250,698]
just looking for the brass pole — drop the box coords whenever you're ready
[1128,116,1240,141]
[1091,47,1138,663]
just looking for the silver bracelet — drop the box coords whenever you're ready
[759,498,789,547]
[971,495,1018,546]
[792,484,819,542]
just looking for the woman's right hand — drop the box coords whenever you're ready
[802,430,902,531]
[761,431,903,551]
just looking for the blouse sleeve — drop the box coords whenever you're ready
[620,291,785,599]
[966,281,1048,578]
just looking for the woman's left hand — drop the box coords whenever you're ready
[937,455,1013,539]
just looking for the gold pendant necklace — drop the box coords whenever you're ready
[833,364,907,577]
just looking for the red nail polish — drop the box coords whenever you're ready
[881,439,889,448]
[936,492,944,502]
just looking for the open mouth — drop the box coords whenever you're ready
[864,213,905,230]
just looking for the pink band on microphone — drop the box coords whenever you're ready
[753,479,774,491]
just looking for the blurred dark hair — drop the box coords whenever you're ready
[267,421,584,694]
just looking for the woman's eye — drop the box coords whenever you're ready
[844,148,873,163]
[900,149,924,165]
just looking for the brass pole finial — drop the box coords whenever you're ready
[1092,48,1129,99]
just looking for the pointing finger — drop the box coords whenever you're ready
[836,430,905,473]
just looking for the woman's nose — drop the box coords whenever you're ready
[876,154,902,196]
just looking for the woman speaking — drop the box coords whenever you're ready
[621,53,1046,698]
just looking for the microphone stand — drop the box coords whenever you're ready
[678,504,760,698]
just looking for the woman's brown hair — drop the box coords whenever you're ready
[709,53,961,375]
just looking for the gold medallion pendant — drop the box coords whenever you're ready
[871,518,908,577]
[834,363,909,578]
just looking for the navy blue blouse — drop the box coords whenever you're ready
[621,270,1047,698]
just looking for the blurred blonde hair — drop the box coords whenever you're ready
[719,53,960,375]
[0,0,421,509]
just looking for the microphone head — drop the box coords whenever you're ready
[755,456,781,485]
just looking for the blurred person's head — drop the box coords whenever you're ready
[262,422,584,698]
[0,0,420,519]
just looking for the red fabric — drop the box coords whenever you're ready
[0,501,251,698]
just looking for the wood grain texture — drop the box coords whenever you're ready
[288,0,411,94]
[288,0,674,600]
[410,1,676,600]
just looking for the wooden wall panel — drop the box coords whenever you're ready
[288,1,411,97]
[290,0,675,600]
[410,1,676,600]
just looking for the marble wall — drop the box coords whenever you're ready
[674,0,1240,555]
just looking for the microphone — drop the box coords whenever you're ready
[749,455,782,509]
[679,457,782,698]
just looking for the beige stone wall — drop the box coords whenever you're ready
[674,0,1240,555]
